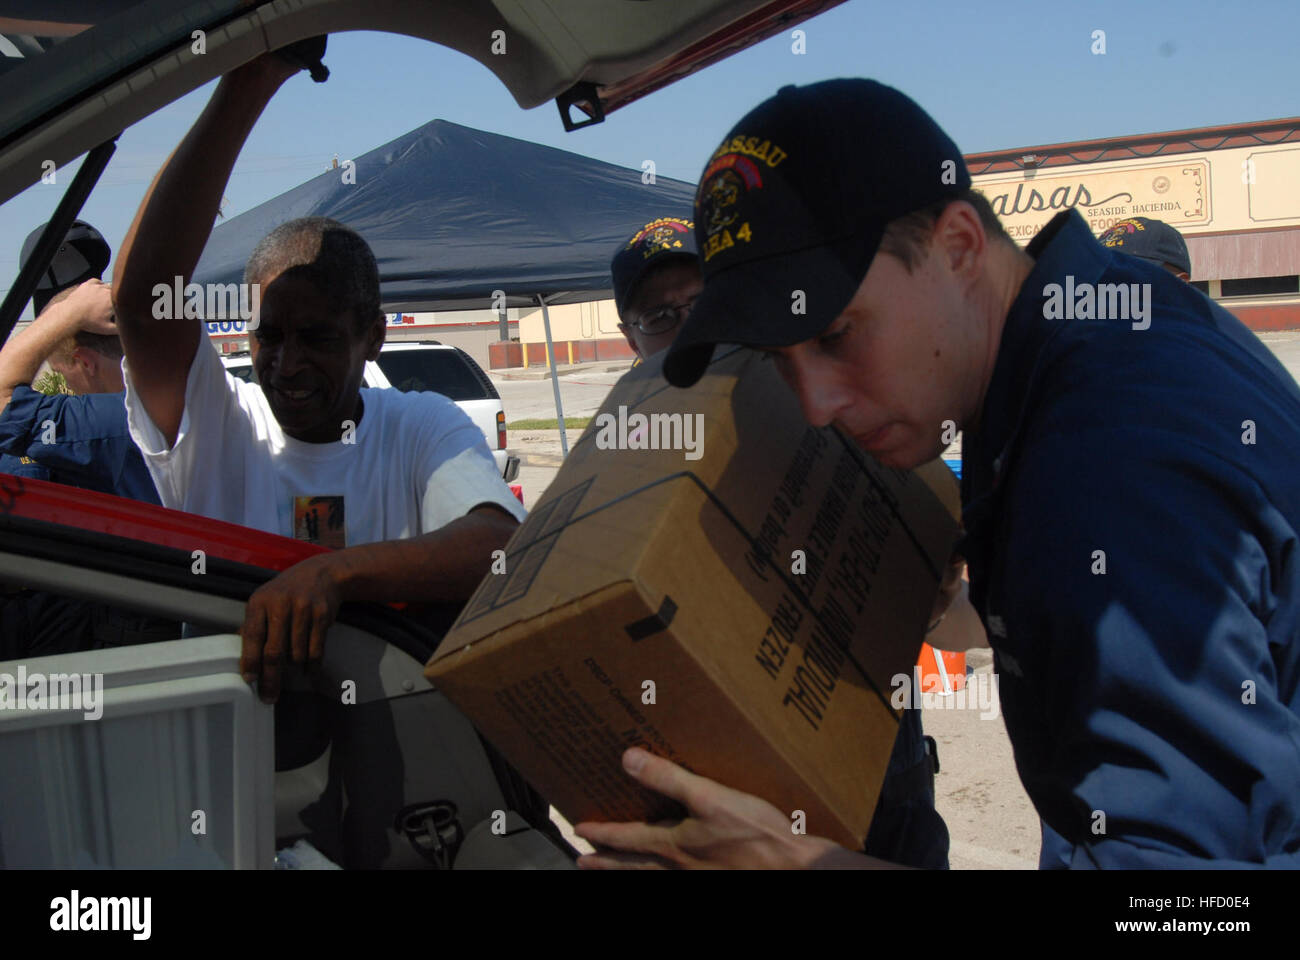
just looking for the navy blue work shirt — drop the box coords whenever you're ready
[0,450,50,481]
[962,209,1300,867]
[0,387,159,504]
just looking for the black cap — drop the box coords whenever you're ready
[1097,217,1191,275]
[663,79,970,388]
[611,216,698,317]
[20,220,112,315]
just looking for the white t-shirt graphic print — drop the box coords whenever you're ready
[124,342,525,542]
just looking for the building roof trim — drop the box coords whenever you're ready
[967,117,1300,176]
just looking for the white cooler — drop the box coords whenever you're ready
[0,634,274,869]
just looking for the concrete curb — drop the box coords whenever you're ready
[491,361,634,382]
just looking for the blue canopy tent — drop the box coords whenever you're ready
[193,118,696,451]
[196,118,698,309]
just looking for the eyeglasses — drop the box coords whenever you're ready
[631,297,697,335]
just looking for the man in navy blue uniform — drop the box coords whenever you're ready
[1041,211,1198,869]
[576,79,1300,869]
[1,223,166,657]
[0,222,158,503]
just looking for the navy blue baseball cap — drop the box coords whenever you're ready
[1097,217,1191,275]
[20,219,112,315]
[611,216,698,317]
[663,79,971,388]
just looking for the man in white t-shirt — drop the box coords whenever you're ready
[111,51,524,703]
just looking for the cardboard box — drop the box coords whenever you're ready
[425,347,960,848]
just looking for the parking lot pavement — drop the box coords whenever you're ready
[511,430,569,507]
[492,363,634,423]
[1257,330,1300,381]
[923,648,1040,869]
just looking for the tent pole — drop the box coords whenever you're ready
[538,294,569,456]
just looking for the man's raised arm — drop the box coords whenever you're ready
[111,56,299,446]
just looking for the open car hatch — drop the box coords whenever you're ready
[0,0,844,208]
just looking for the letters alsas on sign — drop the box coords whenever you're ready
[975,160,1209,238]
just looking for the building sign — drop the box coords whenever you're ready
[205,319,251,335]
[974,159,1211,242]
[1246,147,1300,222]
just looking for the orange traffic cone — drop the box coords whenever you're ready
[917,641,966,694]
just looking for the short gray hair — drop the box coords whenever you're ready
[244,217,380,331]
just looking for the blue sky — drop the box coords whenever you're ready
[2,0,1297,311]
